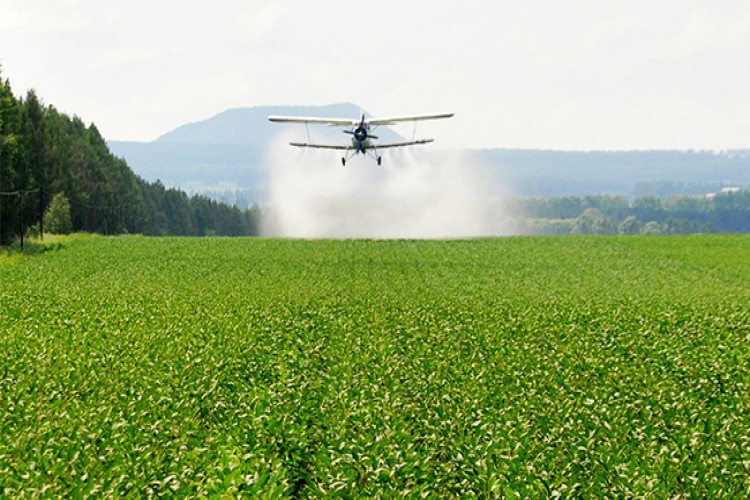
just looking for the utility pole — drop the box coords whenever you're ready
[39,188,44,240]
[1,132,3,244]
[19,190,24,250]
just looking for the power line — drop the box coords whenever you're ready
[0,188,40,196]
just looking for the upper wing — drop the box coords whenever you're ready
[268,115,356,126]
[288,139,434,150]
[289,142,352,150]
[368,113,454,126]
[373,139,434,149]
[270,112,454,126]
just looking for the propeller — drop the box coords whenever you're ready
[343,128,378,141]
[343,113,377,142]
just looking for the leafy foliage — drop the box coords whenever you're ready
[2,235,750,496]
[43,193,73,234]
[514,192,750,235]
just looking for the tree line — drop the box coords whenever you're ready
[510,192,750,235]
[0,69,260,245]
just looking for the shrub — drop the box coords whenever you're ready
[43,193,73,234]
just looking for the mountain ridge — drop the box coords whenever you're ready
[155,103,364,144]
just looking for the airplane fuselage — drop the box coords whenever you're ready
[351,128,372,153]
[349,123,373,153]
[352,138,371,153]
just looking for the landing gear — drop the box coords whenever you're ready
[339,148,382,166]
[342,148,358,166]
[365,147,383,166]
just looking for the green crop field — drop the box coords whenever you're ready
[1,235,750,497]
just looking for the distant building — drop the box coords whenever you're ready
[706,186,741,198]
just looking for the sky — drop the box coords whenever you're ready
[2,0,750,150]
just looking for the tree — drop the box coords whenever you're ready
[572,208,616,235]
[632,196,663,223]
[43,192,73,234]
[1,72,20,244]
[641,220,663,235]
[618,215,642,235]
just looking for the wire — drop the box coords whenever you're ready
[0,188,40,197]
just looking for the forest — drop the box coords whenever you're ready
[509,191,750,235]
[0,69,260,245]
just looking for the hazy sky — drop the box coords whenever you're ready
[2,0,750,150]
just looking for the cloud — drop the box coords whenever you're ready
[0,0,95,35]
[669,8,750,56]
[1,0,749,149]
[235,4,286,42]
[91,47,160,71]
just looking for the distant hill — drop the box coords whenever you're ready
[109,103,406,196]
[154,103,406,144]
[109,105,750,203]
[465,149,750,198]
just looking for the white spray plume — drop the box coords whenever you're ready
[260,131,517,238]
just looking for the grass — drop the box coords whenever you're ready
[0,233,72,263]
[1,235,749,496]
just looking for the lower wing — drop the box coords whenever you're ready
[374,139,434,149]
[289,142,352,150]
[289,139,433,150]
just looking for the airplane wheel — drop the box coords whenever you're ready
[377,156,382,166]
[341,157,346,166]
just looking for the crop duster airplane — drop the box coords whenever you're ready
[268,111,454,165]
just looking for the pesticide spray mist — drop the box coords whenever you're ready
[260,132,516,238]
